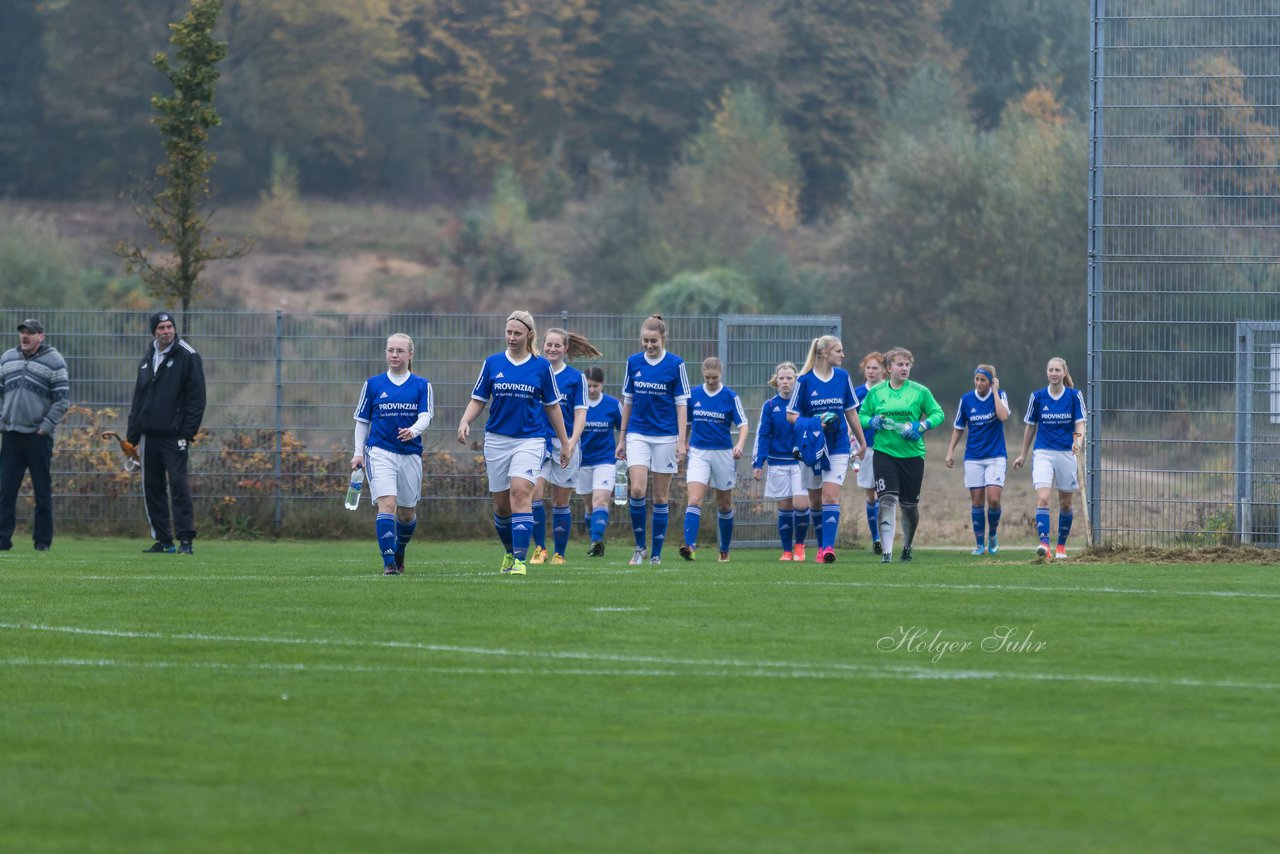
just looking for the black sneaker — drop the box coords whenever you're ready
[394,551,405,573]
[872,540,883,555]
[0,541,10,551]
[383,564,402,576]
[144,542,176,554]
[34,543,50,552]
[588,540,605,557]
[178,541,194,555]
[900,547,913,562]
[880,553,892,563]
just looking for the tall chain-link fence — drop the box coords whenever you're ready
[0,309,838,545]
[1089,0,1280,545]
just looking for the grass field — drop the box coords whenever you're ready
[2,538,1277,853]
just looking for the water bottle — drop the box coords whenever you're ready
[613,460,629,506]
[344,467,364,511]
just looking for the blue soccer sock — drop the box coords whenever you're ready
[822,504,841,550]
[493,512,513,553]
[396,517,417,558]
[988,506,1002,537]
[590,508,609,542]
[531,500,546,550]
[794,508,810,546]
[778,509,794,551]
[683,505,701,549]
[866,500,880,543]
[629,497,647,548]
[1036,508,1051,542]
[552,505,571,556]
[971,506,985,547]
[652,503,669,558]
[1058,511,1073,546]
[511,512,534,560]
[376,513,397,566]
[718,509,734,553]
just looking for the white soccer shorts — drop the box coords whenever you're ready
[964,456,1007,489]
[686,446,737,490]
[800,453,849,491]
[538,437,581,488]
[624,433,678,474]
[855,447,877,490]
[1032,449,1078,491]
[762,462,806,500]
[484,434,546,492]
[365,446,423,506]
[576,463,615,496]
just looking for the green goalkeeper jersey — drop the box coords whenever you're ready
[857,380,946,459]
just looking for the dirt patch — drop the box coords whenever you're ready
[1067,543,1280,565]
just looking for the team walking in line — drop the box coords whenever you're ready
[344,313,1087,575]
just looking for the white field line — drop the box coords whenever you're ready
[0,622,1276,691]
[30,573,1280,601]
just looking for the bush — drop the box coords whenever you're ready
[639,268,763,315]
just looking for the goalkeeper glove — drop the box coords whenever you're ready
[869,414,887,430]
[901,420,929,442]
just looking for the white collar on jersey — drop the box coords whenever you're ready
[504,351,533,367]
[1046,385,1068,401]
[643,350,667,366]
[701,384,723,397]
[385,370,411,386]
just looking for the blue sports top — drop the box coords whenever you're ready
[688,384,747,451]
[786,367,859,455]
[354,371,434,456]
[1023,386,1087,452]
[471,351,561,438]
[752,393,799,468]
[580,394,622,466]
[953,389,1009,460]
[543,363,588,441]
[854,383,881,448]
[621,350,690,437]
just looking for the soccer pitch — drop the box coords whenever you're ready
[2,540,1277,852]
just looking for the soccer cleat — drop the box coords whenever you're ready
[507,559,527,576]
[1036,540,1050,558]
[880,553,892,564]
[873,540,883,555]
[629,547,647,566]
[679,544,696,561]
[821,547,836,564]
[550,553,566,565]
[383,564,401,576]
[178,541,194,556]
[1055,544,1068,560]
[718,552,730,563]
[143,542,176,554]
[394,551,405,573]
[971,546,985,556]
[588,540,605,557]
[500,552,516,573]
[779,551,793,562]
[529,545,547,565]
[792,543,806,562]
[900,547,913,562]
[987,536,999,555]
[649,556,662,566]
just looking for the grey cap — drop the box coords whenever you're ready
[17,319,44,334]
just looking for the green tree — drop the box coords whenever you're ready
[639,268,763,316]
[0,1,46,194]
[116,0,250,314]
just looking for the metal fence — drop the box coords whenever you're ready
[1,309,838,545]
[1088,0,1280,545]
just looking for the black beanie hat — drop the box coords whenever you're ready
[149,311,175,334]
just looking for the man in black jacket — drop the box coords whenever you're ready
[127,312,206,555]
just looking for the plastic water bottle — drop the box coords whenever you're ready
[344,467,364,511]
[613,460,629,506]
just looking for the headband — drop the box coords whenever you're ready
[508,314,533,331]
[975,368,994,382]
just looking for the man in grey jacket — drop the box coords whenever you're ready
[0,319,71,551]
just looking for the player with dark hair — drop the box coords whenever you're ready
[945,364,1010,555]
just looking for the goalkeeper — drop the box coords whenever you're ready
[857,347,945,563]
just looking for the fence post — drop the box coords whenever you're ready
[274,309,283,535]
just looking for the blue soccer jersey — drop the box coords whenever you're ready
[471,351,561,438]
[953,389,1009,460]
[753,394,799,468]
[580,394,622,466]
[854,382,881,448]
[544,363,588,440]
[1023,386,1087,452]
[689,384,747,451]
[354,371,434,456]
[786,368,859,455]
[621,350,690,437]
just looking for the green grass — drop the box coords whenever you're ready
[2,539,1277,853]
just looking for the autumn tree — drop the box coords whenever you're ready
[117,0,250,314]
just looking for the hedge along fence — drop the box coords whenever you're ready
[6,309,839,542]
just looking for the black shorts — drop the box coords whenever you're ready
[873,453,925,504]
